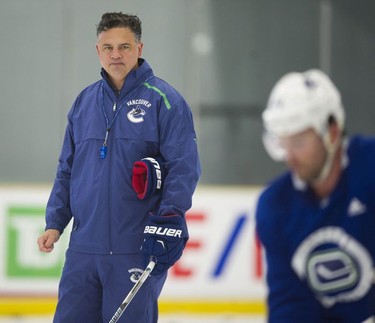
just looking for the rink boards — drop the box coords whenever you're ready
[0,185,266,315]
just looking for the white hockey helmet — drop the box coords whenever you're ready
[262,69,345,160]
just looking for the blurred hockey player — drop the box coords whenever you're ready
[256,69,375,322]
[37,12,200,323]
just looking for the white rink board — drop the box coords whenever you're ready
[162,186,265,299]
[0,185,266,300]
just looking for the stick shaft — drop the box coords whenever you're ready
[109,260,156,323]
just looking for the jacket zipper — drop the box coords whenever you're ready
[107,101,117,255]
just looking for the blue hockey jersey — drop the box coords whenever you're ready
[256,136,375,322]
[45,59,201,255]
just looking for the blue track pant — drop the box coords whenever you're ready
[53,249,167,323]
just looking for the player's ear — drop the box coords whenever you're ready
[328,116,341,144]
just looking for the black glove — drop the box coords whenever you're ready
[141,214,189,275]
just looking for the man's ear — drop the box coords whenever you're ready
[137,41,144,57]
[329,119,341,144]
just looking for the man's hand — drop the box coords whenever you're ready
[37,229,61,253]
[141,214,188,275]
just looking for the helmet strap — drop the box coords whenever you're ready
[313,130,340,183]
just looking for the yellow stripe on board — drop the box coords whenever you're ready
[159,300,266,314]
[0,298,266,316]
[0,298,57,315]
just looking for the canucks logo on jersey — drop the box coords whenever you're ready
[291,226,374,308]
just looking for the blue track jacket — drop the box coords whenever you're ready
[45,59,201,254]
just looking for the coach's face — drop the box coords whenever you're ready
[96,27,143,90]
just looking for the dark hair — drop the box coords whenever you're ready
[96,12,142,41]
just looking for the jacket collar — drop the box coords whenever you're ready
[100,58,154,101]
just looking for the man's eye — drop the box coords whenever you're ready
[120,45,130,50]
[103,46,112,51]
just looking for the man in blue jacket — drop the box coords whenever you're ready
[256,69,375,322]
[37,12,200,323]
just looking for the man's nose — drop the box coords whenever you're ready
[111,48,122,59]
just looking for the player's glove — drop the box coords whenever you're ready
[141,214,189,275]
[132,157,164,200]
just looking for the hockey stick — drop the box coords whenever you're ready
[109,259,156,323]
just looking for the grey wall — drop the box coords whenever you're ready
[197,0,321,184]
[0,0,374,185]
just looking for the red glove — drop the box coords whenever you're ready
[132,157,165,200]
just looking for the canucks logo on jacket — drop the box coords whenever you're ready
[127,105,146,123]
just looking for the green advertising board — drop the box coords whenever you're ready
[6,206,66,279]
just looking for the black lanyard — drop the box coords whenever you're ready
[99,76,153,159]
